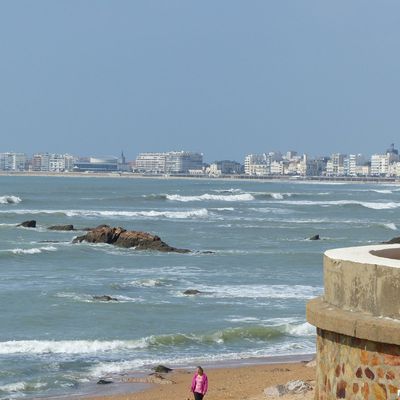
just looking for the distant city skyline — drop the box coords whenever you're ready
[1,1,400,160]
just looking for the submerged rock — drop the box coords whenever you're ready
[152,365,173,373]
[97,379,113,385]
[48,224,75,231]
[183,289,202,295]
[18,220,36,228]
[93,295,118,302]
[73,226,190,253]
[383,236,400,244]
[309,234,320,241]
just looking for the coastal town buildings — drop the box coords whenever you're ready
[0,152,27,171]
[135,151,203,174]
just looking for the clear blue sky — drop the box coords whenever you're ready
[1,1,399,162]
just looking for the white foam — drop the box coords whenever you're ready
[0,195,22,204]
[276,199,400,210]
[371,189,393,194]
[182,284,323,299]
[0,208,209,219]
[0,381,26,393]
[285,322,315,336]
[166,193,255,202]
[9,246,57,255]
[0,339,148,355]
[55,292,143,303]
[270,193,284,200]
[383,223,397,231]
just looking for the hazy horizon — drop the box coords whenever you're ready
[1,1,399,161]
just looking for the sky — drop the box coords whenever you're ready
[0,1,400,162]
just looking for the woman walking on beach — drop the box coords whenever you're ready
[190,366,208,400]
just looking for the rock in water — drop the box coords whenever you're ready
[93,295,118,302]
[97,379,113,384]
[18,220,36,228]
[383,236,400,244]
[309,234,320,240]
[48,224,75,231]
[152,365,173,373]
[73,226,190,253]
[183,289,202,295]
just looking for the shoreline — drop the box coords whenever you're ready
[41,353,315,400]
[0,171,399,184]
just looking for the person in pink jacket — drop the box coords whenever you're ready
[190,366,208,400]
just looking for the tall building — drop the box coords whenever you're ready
[32,153,50,172]
[0,152,27,171]
[326,153,346,176]
[135,151,203,174]
[371,154,390,176]
[73,157,119,172]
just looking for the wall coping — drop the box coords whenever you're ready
[307,297,400,345]
[325,244,400,268]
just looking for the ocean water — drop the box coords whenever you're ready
[0,176,399,398]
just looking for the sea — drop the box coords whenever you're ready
[0,175,399,399]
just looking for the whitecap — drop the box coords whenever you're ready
[0,339,148,355]
[166,193,254,202]
[0,195,22,204]
[275,199,400,210]
[8,246,57,255]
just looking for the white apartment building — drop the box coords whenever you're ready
[135,151,203,174]
[326,153,346,176]
[0,152,27,171]
[370,154,390,176]
[32,153,75,172]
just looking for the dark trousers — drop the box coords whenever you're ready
[194,392,204,400]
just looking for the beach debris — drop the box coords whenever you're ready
[72,225,190,253]
[308,234,320,240]
[305,358,316,368]
[93,295,119,302]
[264,380,313,397]
[183,289,202,295]
[97,379,113,384]
[152,365,173,373]
[48,224,75,231]
[383,236,400,244]
[17,220,36,228]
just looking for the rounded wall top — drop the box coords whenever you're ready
[325,244,400,269]
[324,244,400,319]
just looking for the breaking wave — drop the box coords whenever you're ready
[7,246,57,255]
[276,200,400,210]
[0,195,22,204]
[179,284,322,299]
[0,208,209,219]
[0,323,314,356]
[166,193,255,202]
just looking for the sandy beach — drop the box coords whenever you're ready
[83,361,316,400]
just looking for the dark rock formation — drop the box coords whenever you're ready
[383,236,400,244]
[18,220,36,228]
[48,224,75,231]
[309,234,320,241]
[97,379,113,384]
[73,226,190,253]
[152,365,173,373]
[183,289,202,295]
[93,295,118,302]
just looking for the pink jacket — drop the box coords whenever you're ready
[191,373,208,395]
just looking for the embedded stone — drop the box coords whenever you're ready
[364,367,375,380]
[377,368,385,378]
[370,354,379,366]
[356,367,363,378]
[360,350,369,365]
[361,382,369,400]
[372,383,387,400]
[335,364,341,377]
[386,370,395,380]
[353,383,359,394]
[336,380,347,398]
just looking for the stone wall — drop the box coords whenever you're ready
[307,244,400,400]
[316,328,400,400]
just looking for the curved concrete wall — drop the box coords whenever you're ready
[307,244,400,399]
